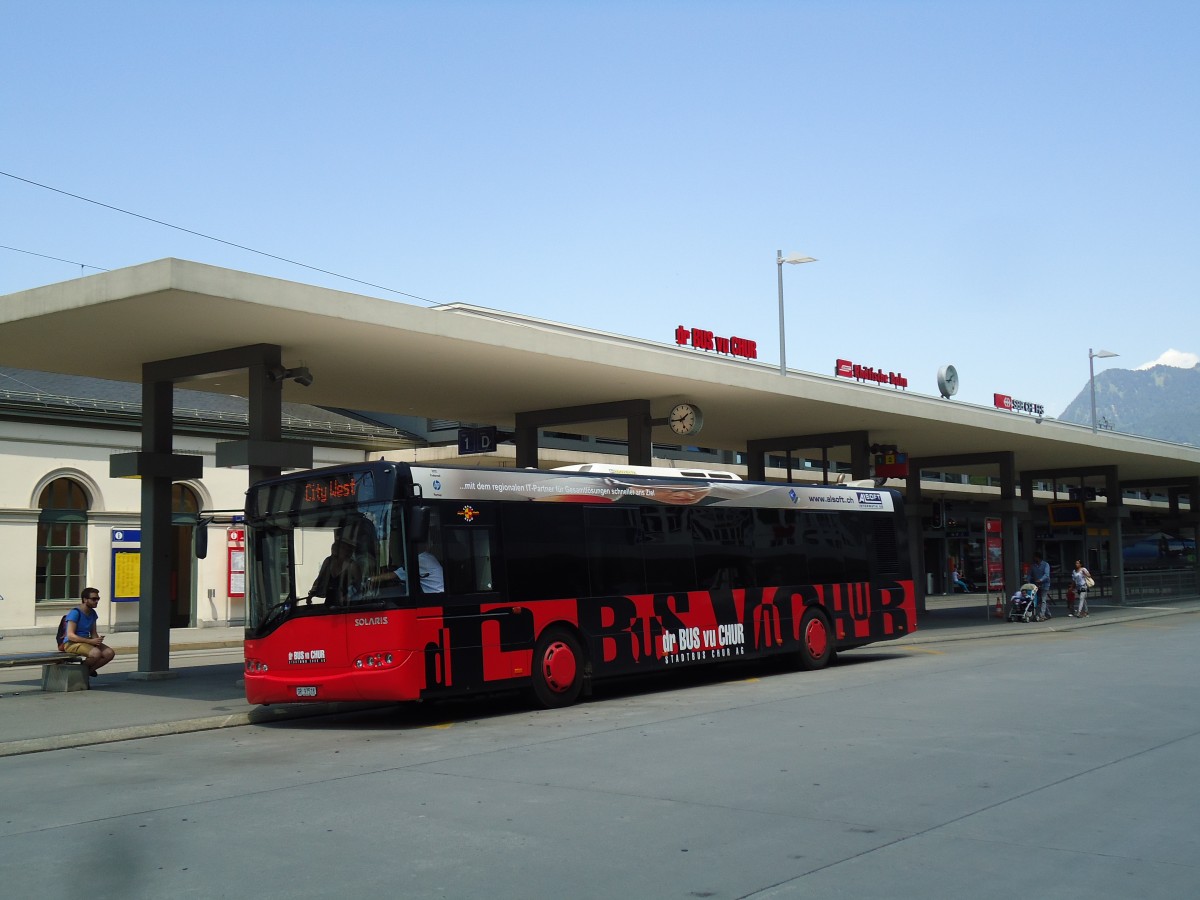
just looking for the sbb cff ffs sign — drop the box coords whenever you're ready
[675,326,757,360]
[993,393,1044,416]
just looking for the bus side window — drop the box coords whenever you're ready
[500,504,586,601]
[752,509,809,587]
[640,507,697,593]
[585,507,645,596]
[691,507,753,590]
[444,527,496,594]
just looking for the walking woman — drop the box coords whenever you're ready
[1070,559,1092,617]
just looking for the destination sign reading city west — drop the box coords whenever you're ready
[303,476,360,504]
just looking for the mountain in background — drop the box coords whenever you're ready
[1058,364,1200,445]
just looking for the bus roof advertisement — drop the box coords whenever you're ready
[413,468,895,512]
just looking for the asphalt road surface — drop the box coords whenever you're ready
[5,615,1199,899]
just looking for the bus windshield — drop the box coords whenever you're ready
[245,464,420,635]
[246,500,399,635]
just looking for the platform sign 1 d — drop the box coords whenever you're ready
[111,528,141,602]
[458,426,498,455]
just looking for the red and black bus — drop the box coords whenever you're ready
[243,462,916,708]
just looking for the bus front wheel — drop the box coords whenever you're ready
[796,608,835,671]
[530,628,584,708]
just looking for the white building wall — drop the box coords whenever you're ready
[0,418,368,635]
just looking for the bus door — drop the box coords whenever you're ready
[414,508,525,693]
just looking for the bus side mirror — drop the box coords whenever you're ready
[409,506,430,544]
[194,516,215,559]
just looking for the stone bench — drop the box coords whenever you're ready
[0,651,89,691]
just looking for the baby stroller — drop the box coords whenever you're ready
[1006,583,1040,622]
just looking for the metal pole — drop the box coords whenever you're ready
[776,250,786,376]
[1089,349,1098,434]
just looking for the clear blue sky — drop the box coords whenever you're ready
[3,1,1197,418]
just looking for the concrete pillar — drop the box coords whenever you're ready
[1106,468,1127,604]
[905,468,926,614]
[139,377,175,676]
[1000,454,1021,594]
[515,419,539,469]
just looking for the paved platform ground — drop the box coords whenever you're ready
[3,595,1197,757]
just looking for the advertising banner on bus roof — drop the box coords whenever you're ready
[410,468,896,513]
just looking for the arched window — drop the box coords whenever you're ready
[36,478,90,603]
[172,484,200,520]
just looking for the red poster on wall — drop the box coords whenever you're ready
[228,528,246,598]
[985,518,1004,591]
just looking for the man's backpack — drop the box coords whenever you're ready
[55,613,71,650]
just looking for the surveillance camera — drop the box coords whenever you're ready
[269,364,313,386]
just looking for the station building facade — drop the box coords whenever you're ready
[1,260,1196,640]
[4,364,1197,637]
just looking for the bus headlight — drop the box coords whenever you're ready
[355,652,396,669]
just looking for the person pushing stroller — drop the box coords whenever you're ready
[1028,553,1052,620]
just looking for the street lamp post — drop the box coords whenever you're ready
[1089,348,1119,433]
[776,250,816,376]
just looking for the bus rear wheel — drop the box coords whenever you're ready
[797,608,835,671]
[530,628,585,708]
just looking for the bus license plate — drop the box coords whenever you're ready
[295,686,318,698]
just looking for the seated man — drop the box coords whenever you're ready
[951,568,972,593]
[61,587,116,678]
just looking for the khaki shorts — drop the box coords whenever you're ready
[62,641,106,656]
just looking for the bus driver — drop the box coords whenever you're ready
[401,541,444,593]
[304,535,364,605]
[374,541,444,595]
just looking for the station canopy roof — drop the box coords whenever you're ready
[2,258,1198,484]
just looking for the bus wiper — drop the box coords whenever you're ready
[260,599,293,631]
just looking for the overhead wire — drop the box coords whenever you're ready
[0,170,439,305]
[0,244,109,274]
